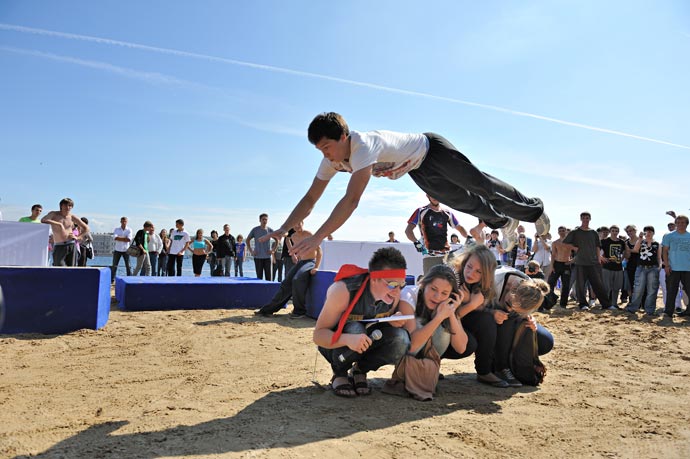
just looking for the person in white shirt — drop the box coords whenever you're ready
[167,219,191,276]
[111,216,132,282]
[264,112,549,257]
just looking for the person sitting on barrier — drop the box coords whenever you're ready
[488,265,554,387]
[41,198,89,267]
[314,246,412,398]
[254,221,322,318]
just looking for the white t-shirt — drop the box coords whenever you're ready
[532,239,551,267]
[113,226,133,253]
[169,229,191,255]
[315,130,428,181]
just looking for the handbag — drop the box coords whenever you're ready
[85,245,94,260]
[382,339,441,401]
[127,243,142,257]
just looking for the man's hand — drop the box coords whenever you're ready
[289,235,321,258]
[343,333,372,354]
[259,229,285,243]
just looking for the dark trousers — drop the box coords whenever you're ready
[192,254,205,275]
[167,254,184,276]
[259,259,315,315]
[575,264,610,308]
[111,250,131,281]
[460,310,498,375]
[53,243,77,267]
[272,257,284,282]
[665,270,690,316]
[254,257,271,280]
[408,133,544,228]
[319,322,410,377]
[494,318,554,371]
[547,261,571,307]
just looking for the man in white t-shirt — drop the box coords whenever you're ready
[167,218,191,276]
[111,216,133,282]
[264,112,549,257]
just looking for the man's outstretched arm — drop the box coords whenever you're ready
[290,166,372,258]
[262,177,330,243]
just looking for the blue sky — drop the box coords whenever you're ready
[1,1,689,242]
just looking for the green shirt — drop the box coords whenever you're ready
[18,217,41,223]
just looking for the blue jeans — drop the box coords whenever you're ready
[258,259,315,315]
[111,250,132,282]
[149,252,158,276]
[319,321,410,377]
[157,253,168,276]
[626,266,660,314]
[219,256,233,276]
[235,257,244,276]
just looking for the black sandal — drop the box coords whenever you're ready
[349,367,371,396]
[331,376,357,398]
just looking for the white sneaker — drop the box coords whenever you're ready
[501,217,519,251]
[535,212,550,236]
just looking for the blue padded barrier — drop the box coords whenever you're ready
[0,267,111,334]
[305,271,336,319]
[114,276,280,311]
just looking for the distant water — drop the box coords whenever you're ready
[89,255,258,278]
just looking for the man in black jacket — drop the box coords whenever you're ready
[217,224,236,277]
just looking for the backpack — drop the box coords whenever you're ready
[509,322,546,386]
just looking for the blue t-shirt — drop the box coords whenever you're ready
[662,231,690,271]
[235,242,246,259]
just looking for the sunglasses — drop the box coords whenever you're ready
[383,279,406,290]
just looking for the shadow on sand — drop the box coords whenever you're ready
[16,377,518,458]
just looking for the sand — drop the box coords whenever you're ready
[2,290,690,459]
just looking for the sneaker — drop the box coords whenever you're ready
[535,212,550,236]
[501,217,519,251]
[588,299,596,308]
[579,305,590,311]
[604,305,619,311]
[477,373,510,388]
[497,368,523,388]
[289,312,306,319]
[254,309,273,317]
[675,307,683,314]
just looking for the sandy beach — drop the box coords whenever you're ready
[2,289,690,459]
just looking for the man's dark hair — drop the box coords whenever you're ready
[143,221,153,228]
[176,219,184,226]
[643,226,655,233]
[597,226,609,233]
[59,198,74,208]
[580,211,591,218]
[31,204,42,211]
[81,217,89,224]
[259,213,268,220]
[308,112,349,145]
[369,246,407,272]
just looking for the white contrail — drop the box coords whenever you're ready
[0,45,208,89]
[1,23,689,150]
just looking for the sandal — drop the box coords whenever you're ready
[331,376,357,398]
[349,367,372,396]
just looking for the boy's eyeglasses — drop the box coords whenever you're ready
[383,280,406,290]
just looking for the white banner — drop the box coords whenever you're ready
[0,222,50,266]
